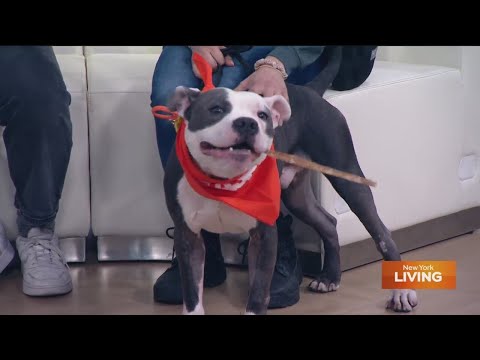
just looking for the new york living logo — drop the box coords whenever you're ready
[395,263,442,282]
[382,261,456,290]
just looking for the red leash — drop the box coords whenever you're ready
[151,105,178,120]
[151,52,214,122]
[192,52,215,92]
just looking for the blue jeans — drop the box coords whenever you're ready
[151,46,325,168]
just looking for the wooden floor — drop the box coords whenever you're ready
[1,232,478,315]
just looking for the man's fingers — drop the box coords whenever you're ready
[205,53,219,70]
[225,55,235,67]
[220,47,235,66]
[210,47,226,67]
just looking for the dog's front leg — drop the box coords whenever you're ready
[174,222,206,315]
[245,223,277,315]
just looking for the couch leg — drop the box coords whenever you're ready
[59,237,87,263]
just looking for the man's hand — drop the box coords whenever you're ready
[235,57,288,101]
[189,46,234,78]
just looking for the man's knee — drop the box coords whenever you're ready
[20,88,71,136]
[217,67,248,89]
[3,49,72,130]
[151,86,174,108]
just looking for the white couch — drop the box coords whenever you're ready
[305,50,480,268]
[84,46,480,267]
[0,46,90,262]
[1,46,479,268]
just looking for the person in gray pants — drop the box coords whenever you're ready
[0,46,73,296]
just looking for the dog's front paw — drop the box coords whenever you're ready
[386,289,418,313]
[183,303,205,315]
[308,273,340,293]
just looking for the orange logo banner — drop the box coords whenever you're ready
[382,261,456,289]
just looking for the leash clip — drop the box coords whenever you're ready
[152,105,184,132]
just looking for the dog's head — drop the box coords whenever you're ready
[169,86,291,179]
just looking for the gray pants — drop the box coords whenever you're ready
[0,46,72,236]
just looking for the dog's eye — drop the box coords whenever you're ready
[258,111,268,120]
[209,106,224,114]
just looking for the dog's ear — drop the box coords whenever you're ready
[168,86,201,118]
[264,95,291,129]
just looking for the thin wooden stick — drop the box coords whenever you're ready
[267,150,377,188]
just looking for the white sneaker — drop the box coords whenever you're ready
[16,228,72,296]
[0,222,15,275]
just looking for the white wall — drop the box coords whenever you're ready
[377,46,462,68]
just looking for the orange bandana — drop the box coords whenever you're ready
[176,121,280,226]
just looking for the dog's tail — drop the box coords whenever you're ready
[304,46,343,97]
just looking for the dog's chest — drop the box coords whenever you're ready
[177,176,257,235]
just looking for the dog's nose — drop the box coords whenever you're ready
[232,117,259,136]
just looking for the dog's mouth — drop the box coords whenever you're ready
[200,141,260,159]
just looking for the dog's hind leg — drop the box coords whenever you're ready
[304,107,401,260]
[302,102,418,311]
[174,223,206,315]
[281,167,341,293]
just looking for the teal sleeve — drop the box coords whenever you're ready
[267,46,326,75]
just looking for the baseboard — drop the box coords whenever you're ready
[97,236,174,261]
[299,206,480,276]
[96,233,250,264]
[60,237,86,263]
[95,207,480,276]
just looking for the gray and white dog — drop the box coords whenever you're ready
[163,69,418,315]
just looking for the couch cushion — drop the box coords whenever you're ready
[376,46,462,69]
[53,46,84,55]
[55,55,87,93]
[87,54,159,93]
[309,62,474,247]
[325,61,458,99]
[86,54,170,237]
